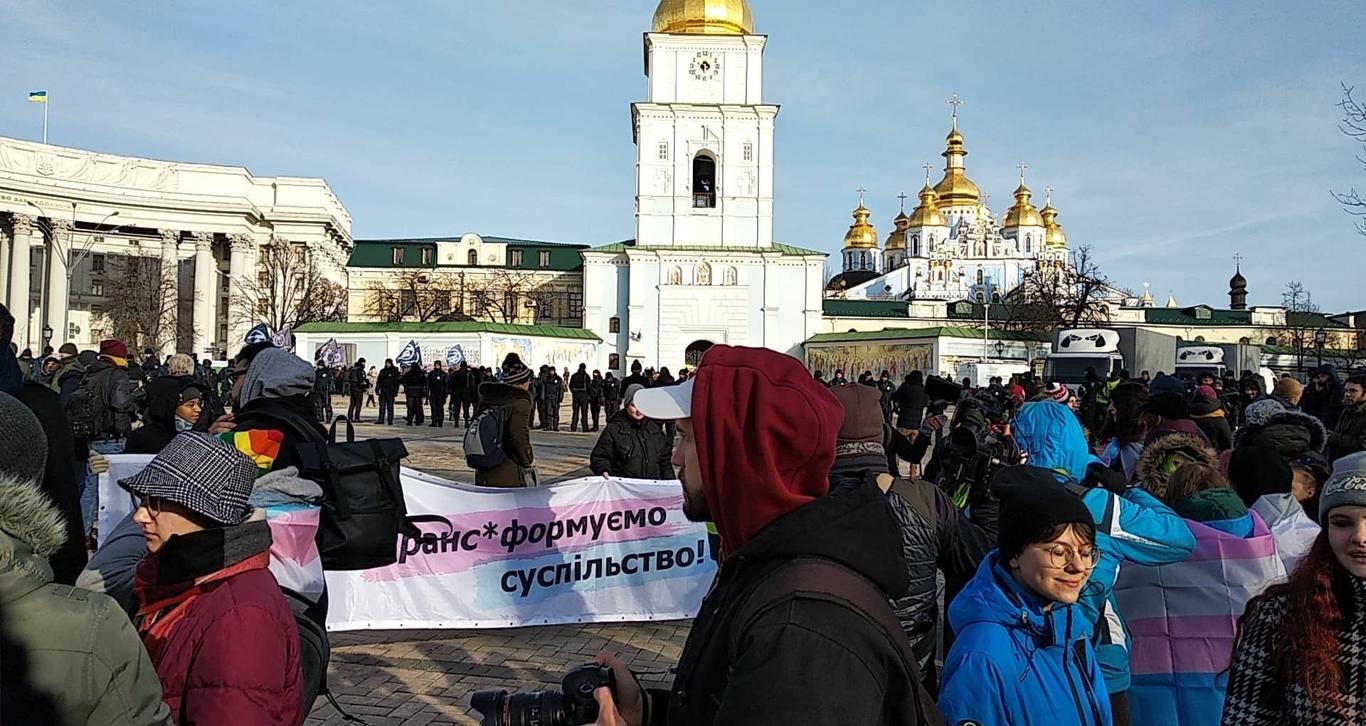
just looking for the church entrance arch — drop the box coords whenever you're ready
[685,339,715,367]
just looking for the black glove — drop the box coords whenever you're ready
[1083,462,1130,495]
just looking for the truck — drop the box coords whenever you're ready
[1174,343,1262,381]
[1044,327,1178,385]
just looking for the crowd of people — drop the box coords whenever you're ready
[5,295,1366,726]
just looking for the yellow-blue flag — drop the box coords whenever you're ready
[28,90,47,103]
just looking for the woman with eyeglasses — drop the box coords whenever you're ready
[938,484,1112,725]
[1113,462,1286,725]
[1222,451,1366,725]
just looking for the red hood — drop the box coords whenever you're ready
[693,345,844,557]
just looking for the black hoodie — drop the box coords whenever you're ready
[125,376,203,454]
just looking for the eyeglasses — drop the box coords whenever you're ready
[133,494,165,518]
[1036,543,1102,570]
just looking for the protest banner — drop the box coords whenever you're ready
[99,458,715,631]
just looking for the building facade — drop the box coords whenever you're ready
[0,134,350,356]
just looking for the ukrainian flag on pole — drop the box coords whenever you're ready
[28,90,47,103]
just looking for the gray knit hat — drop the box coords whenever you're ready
[1321,451,1366,520]
[0,392,47,484]
[623,384,645,407]
[118,432,257,525]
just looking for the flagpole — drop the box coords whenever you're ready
[42,95,48,144]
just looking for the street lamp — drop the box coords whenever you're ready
[1315,328,1328,370]
[994,340,1006,359]
[41,324,53,350]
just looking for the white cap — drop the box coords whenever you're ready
[632,377,695,420]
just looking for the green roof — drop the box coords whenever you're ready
[295,321,600,341]
[944,300,1011,320]
[822,299,909,318]
[1142,306,1347,328]
[347,238,586,271]
[586,239,826,257]
[806,326,1049,345]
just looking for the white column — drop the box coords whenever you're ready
[227,233,254,348]
[0,221,11,313]
[191,231,215,357]
[46,219,72,347]
[159,230,181,355]
[8,216,36,350]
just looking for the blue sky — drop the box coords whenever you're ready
[3,0,1362,309]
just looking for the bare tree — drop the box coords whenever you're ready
[465,269,544,324]
[1278,280,1325,372]
[92,255,178,352]
[363,270,465,322]
[230,236,347,332]
[999,245,1114,332]
[1334,83,1366,238]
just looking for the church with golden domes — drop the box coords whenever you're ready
[828,104,1071,304]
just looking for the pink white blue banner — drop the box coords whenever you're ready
[100,461,716,631]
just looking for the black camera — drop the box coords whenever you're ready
[938,395,1019,509]
[470,663,616,726]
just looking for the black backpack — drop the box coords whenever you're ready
[66,368,112,440]
[463,405,509,470]
[295,417,414,571]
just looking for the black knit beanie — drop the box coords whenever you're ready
[997,483,1094,563]
[501,353,532,385]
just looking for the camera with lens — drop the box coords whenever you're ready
[938,393,1019,509]
[470,663,616,726]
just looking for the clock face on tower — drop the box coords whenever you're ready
[688,51,721,82]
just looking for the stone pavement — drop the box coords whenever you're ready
[306,400,691,725]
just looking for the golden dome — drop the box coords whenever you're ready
[1002,183,1044,229]
[885,211,910,250]
[907,183,946,228]
[652,0,754,35]
[933,118,981,207]
[843,203,879,249]
[1040,191,1068,248]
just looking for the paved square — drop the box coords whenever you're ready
[307,402,692,725]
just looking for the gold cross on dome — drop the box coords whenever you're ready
[1044,185,1054,205]
[1017,162,1028,185]
[856,186,867,206]
[897,191,909,212]
[948,94,964,120]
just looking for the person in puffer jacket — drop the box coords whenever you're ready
[939,484,1112,726]
[827,385,990,693]
[1233,397,1328,462]
[993,401,1196,726]
[1114,462,1286,725]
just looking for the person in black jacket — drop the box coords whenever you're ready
[593,345,937,726]
[312,361,334,423]
[375,359,400,425]
[828,384,990,694]
[210,344,327,474]
[345,359,368,422]
[589,384,673,479]
[402,363,426,425]
[569,363,591,432]
[449,361,472,427]
[893,371,929,430]
[602,372,622,418]
[587,370,604,432]
[427,360,448,427]
[621,360,647,390]
[1189,384,1233,452]
[1301,363,1345,428]
[125,377,205,454]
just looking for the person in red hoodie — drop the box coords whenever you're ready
[123,432,303,725]
[591,345,937,726]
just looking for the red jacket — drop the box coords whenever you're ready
[135,529,304,725]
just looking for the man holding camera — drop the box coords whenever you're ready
[591,345,938,726]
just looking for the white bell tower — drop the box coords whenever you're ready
[634,10,777,248]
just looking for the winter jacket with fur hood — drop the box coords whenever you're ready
[1233,408,1328,460]
[0,474,172,725]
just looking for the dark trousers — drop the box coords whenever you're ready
[605,398,620,418]
[540,398,559,430]
[430,395,446,426]
[571,393,589,431]
[378,394,395,424]
[1109,691,1130,726]
[347,392,363,422]
[458,396,474,427]
[315,394,333,423]
[589,399,601,430]
[405,394,424,424]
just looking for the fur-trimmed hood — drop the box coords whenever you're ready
[1233,409,1328,458]
[1137,432,1217,498]
[0,474,67,559]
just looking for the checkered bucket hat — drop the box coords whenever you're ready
[118,432,258,525]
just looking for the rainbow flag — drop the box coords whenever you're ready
[28,90,47,103]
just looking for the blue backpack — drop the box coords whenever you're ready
[463,405,509,470]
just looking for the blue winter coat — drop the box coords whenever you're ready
[939,553,1113,726]
[1008,402,1197,694]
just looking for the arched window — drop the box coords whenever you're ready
[976,269,984,285]
[695,262,712,285]
[1238,337,1251,345]
[1266,337,1279,346]
[976,292,985,303]
[723,266,737,285]
[467,249,478,266]
[992,292,1001,304]
[609,354,620,370]
[668,266,682,285]
[1024,233,1032,253]
[911,235,919,257]
[609,316,621,334]
[1195,336,1206,342]
[692,153,716,208]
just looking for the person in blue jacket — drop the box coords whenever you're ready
[992,401,1197,726]
[939,484,1112,725]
